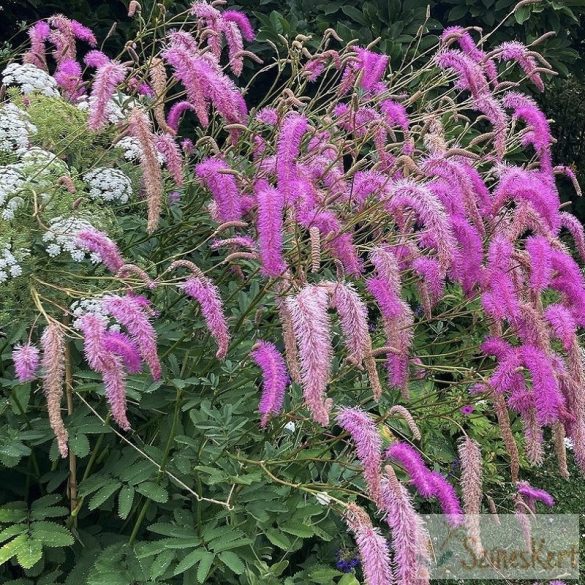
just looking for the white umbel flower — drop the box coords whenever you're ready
[114,136,164,164]
[0,103,37,154]
[2,63,59,97]
[83,168,132,203]
[42,216,100,262]
[0,244,24,284]
[0,167,26,219]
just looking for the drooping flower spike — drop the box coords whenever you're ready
[252,341,289,427]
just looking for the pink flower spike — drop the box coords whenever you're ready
[496,41,544,91]
[76,229,125,273]
[252,341,289,427]
[328,282,370,366]
[54,58,84,101]
[87,60,127,131]
[167,101,195,132]
[386,442,434,498]
[276,112,309,204]
[12,343,40,382]
[337,408,383,504]
[156,134,184,186]
[23,21,50,70]
[40,323,68,458]
[77,314,131,430]
[104,295,161,380]
[344,504,394,585]
[222,10,256,42]
[195,157,242,222]
[544,304,577,352]
[70,19,97,46]
[381,468,431,585]
[103,331,142,374]
[517,481,555,507]
[181,276,230,359]
[256,182,287,277]
[286,285,333,425]
[84,50,110,69]
[354,47,389,91]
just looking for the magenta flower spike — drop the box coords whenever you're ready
[255,182,287,277]
[12,343,40,382]
[195,157,242,222]
[251,340,289,427]
[54,58,85,101]
[104,295,161,380]
[103,330,143,374]
[23,21,51,70]
[276,112,309,204]
[496,42,544,91]
[517,481,555,508]
[167,101,196,132]
[76,229,125,273]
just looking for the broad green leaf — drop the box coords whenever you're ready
[0,502,27,523]
[70,433,90,458]
[196,551,215,583]
[117,486,135,520]
[0,524,26,544]
[219,551,245,574]
[31,521,74,547]
[135,481,168,503]
[173,549,207,575]
[88,481,122,510]
[265,529,291,550]
[150,549,175,580]
[0,534,28,565]
[15,536,42,569]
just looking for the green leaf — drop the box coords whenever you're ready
[265,529,291,549]
[173,549,207,575]
[279,521,314,538]
[118,486,135,520]
[448,4,468,20]
[340,6,368,25]
[88,481,122,510]
[30,521,74,547]
[135,481,168,503]
[70,433,90,458]
[0,533,28,565]
[15,536,42,569]
[150,549,175,580]
[196,551,215,583]
[0,502,27,523]
[0,524,26,544]
[339,575,360,585]
[219,551,245,574]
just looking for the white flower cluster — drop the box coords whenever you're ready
[0,103,37,154]
[70,296,121,332]
[114,137,165,164]
[2,63,59,97]
[0,244,23,284]
[83,168,132,203]
[42,217,101,262]
[114,137,142,162]
[0,167,25,220]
